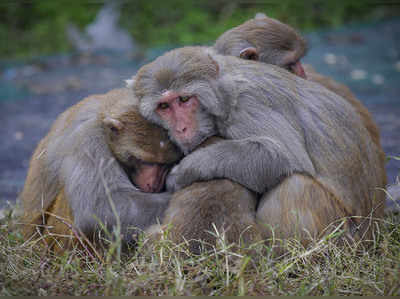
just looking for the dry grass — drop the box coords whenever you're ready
[0,207,399,296]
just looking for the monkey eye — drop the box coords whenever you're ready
[110,126,119,134]
[285,61,297,72]
[285,63,294,71]
[158,102,170,110]
[178,95,190,103]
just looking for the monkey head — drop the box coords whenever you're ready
[102,103,182,193]
[134,47,228,154]
[214,13,307,79]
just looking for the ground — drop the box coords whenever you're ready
[0,18,399,209]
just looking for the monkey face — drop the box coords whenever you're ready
[129,161,170,193]
[214,15,308,79]
[102,100,182,193]
[157,91,198,141]
[155,90,216,154]
[134,47,220,155]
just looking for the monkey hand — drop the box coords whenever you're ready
[165,165,182,192]
[166,163,199,192]
[166,150,216,192]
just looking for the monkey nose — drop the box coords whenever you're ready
[145,183,154,193]
[177,127,187,134]
[291,61,307,79]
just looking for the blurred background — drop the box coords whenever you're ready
[0,0,399,208]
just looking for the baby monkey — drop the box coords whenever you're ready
[19,88,182,250]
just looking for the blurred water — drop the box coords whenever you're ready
[303,18,400,105]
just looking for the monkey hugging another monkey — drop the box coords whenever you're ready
[18,88,260,254]
[132,14,386,253]
[133,45,386,252]
[18,14,387,255]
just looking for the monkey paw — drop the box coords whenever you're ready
[165,164,186,192]
[166,148,218,192]
[165,161,206,192]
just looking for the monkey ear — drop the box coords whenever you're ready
[207,53,220,76]
[103,117,124,134]
[239,47,259,61]
[125,76,136,88]
[254,12,268,19]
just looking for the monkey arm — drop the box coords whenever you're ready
[62,152,171,242]
[51,122,171,242]
[166,136,316,194]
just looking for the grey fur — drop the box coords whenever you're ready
[134,47,382,206]
[52,118,171,239]
[19,88,173,243]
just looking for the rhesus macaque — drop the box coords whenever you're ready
[18,88,182,249]
[133,47,386,248]
[214,13,385,162]
[214,14,391,223]
[146,137,262,254]
[214,13,307,77]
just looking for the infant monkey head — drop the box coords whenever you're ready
[214,13,307,79]
[102,103,182,192]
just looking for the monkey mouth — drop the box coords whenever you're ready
[127,162,171,193]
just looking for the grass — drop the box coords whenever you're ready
[1,208,399,296]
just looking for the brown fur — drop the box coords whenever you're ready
[214,14,306,68]
[18,88,181,250]
[40,189,76,253]
[148,179,262,254]
[258,174,363,253]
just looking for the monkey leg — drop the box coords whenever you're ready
[20,210,44,241]
[20,188,79,254]
[256,174,353,251]
[148,179,262,254]
[42,189,78,253]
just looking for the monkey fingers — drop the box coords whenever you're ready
[165,150,217,192]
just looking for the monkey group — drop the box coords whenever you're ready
[18,13,387,255]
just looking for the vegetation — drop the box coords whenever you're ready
[0,0,399,59]
[0,207,399,296]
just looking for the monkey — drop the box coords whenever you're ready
[213,13,384,160]
[18,87,182,250]
[133,46,386,249]
[214,13,308,78]
[214,14,390,223]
